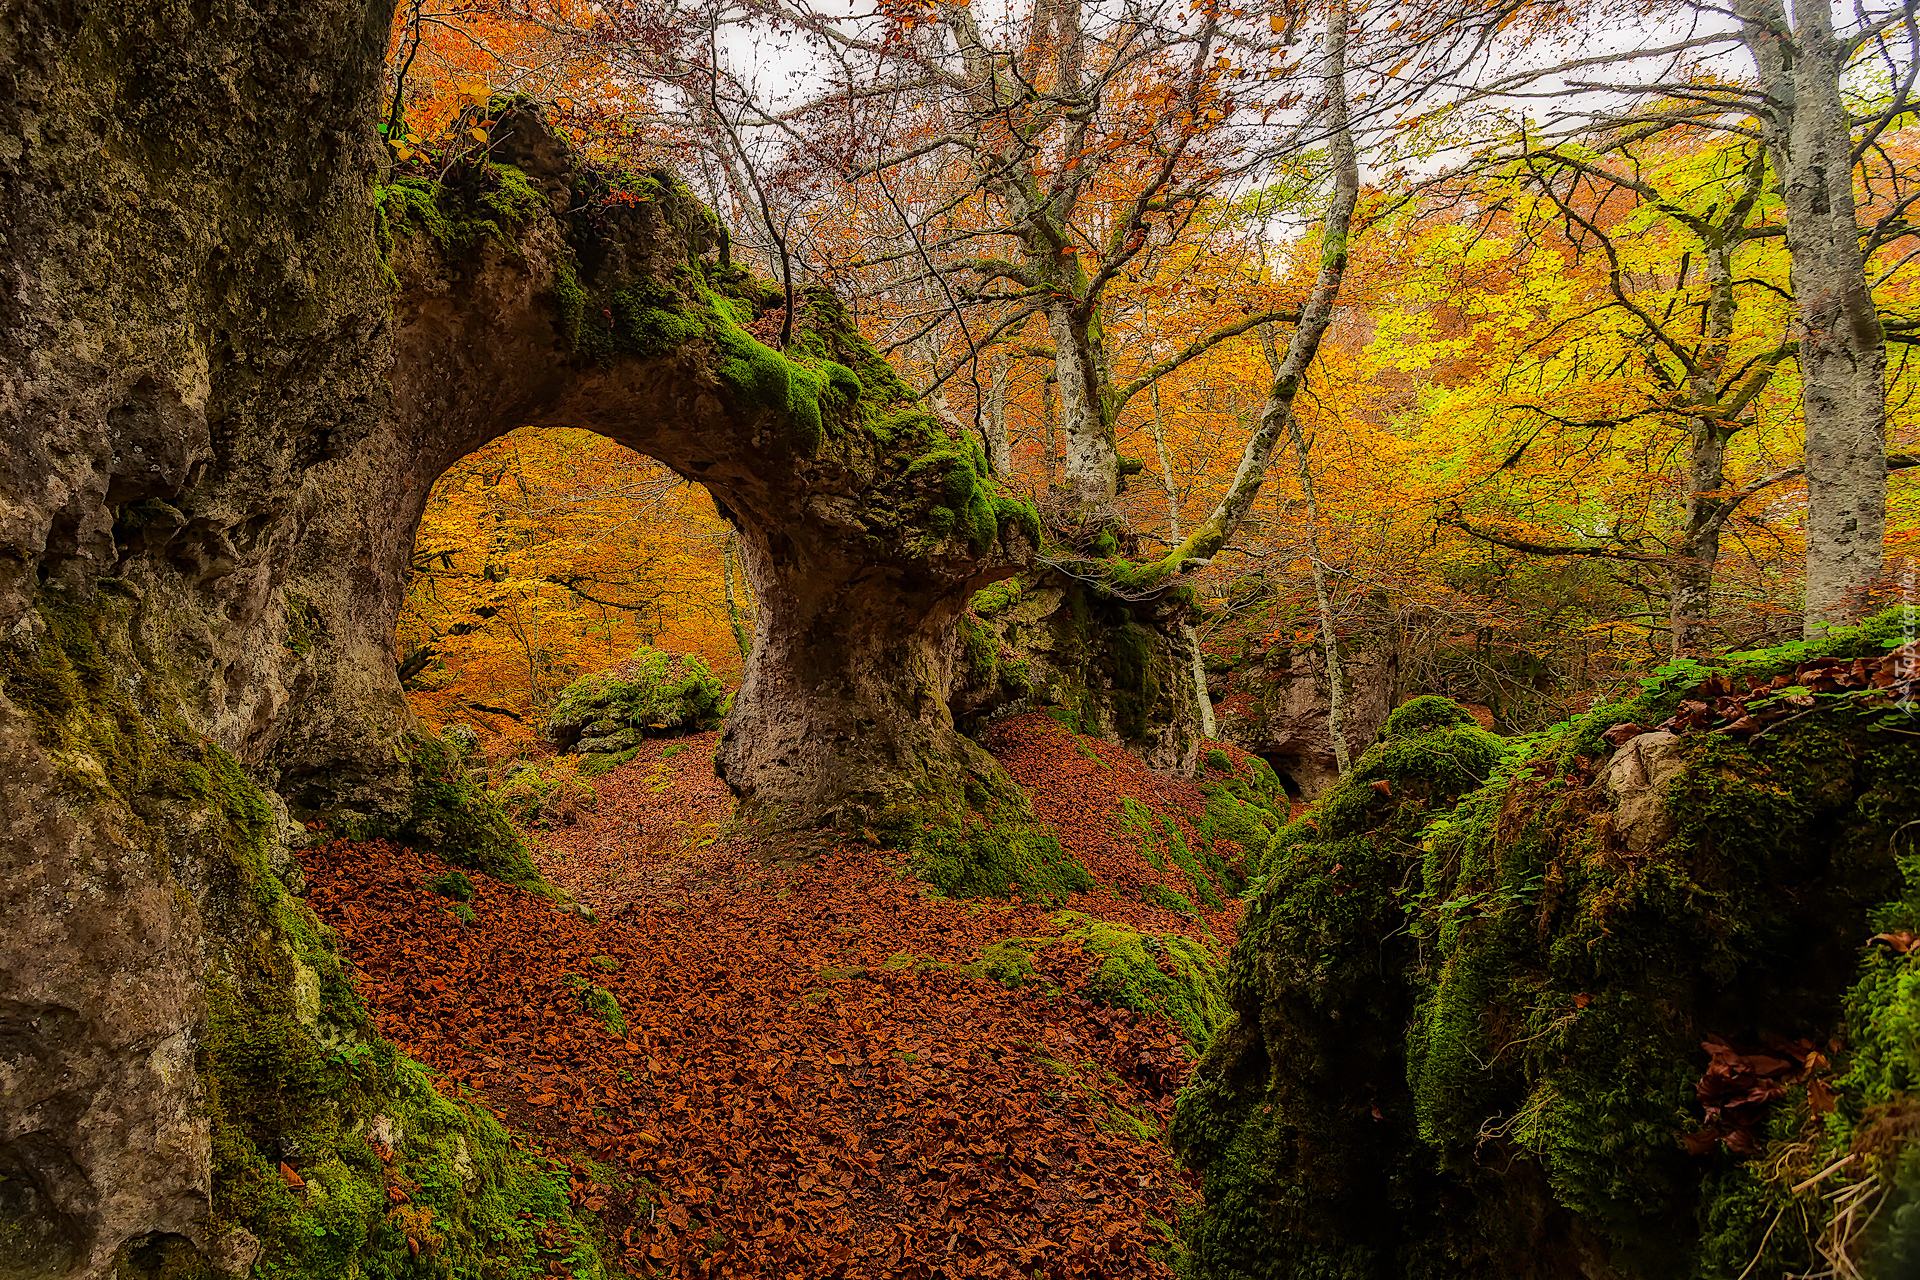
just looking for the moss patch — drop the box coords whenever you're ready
[1173,623,1920,1279]
[964,914,1229,1052]
[898,793,1094,906]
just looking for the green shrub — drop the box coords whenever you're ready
[493,758,599,829]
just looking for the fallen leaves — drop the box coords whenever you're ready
[301,718,1227,1278]
[1684,1033,1834,1156]
[1609,644,1920,746]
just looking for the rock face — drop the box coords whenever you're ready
[1211,631,1398,797]
[1601,730,1686,855]
[0,6,1036,1272]
[949,571,1204,772]
[1172,639,1920,1280]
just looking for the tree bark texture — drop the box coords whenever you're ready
[1736,0,1891,635]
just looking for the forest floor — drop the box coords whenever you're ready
[301,713,1251,1279]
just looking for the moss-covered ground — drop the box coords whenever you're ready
[1172,615,1920,1280]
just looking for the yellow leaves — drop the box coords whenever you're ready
[469,127,489,144]
[397,427,740,740]
[456,80,490,104]
[1268,14,1284,32]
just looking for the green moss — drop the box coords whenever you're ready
[964,915,1227,1050]
[972,579,1022,617]
[965,938,1048,988]
[492,759,599,831]
[565,976,627,1036]
[547,647,726,749]
[378,734,548,894]
[578,747,641,778]
[1203,749,1234,774]
[283,591,322,658]
[1060,913,1230,1051]
[1382,694,1478,738]
[428,871,475,902]
[1175,612,1920,1280]
[958,614,999,688]
[1146,883,1197,916]
[894,790,1093,906]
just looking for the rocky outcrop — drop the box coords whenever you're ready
[949,570,1204,772]
[0,6,1037,1273]
[1210,630,1398,797]
[1173,623,1920,1280]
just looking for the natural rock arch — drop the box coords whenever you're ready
[0,12,1035,1271]
[278,104,1037,832]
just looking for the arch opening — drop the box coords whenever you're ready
[396,425,747,753]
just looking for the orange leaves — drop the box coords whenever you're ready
[299,718,1227,1278]
[397,427,740,739]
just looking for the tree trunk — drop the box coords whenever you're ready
[1149,381,1217,737]
[984,353,1012,476]
[1671,221,1743,655]
[1049,298,1119,508]
[1261,325,1351,777]
[1736,0,1890,636]
[1146,4,1359,577]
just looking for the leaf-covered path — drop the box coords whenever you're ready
[301,715,1250,1278]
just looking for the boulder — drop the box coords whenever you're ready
[547,647,727,752]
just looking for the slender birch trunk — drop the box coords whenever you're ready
[1150,380,1217,737]
[1261,325,1350,776]
[1734,0,1890,635]
[984,353,1012,476]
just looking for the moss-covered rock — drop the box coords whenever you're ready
[964,913,1230,1051]
[897,791,1094,906]
[1173,620,1920,1279]
[547,647,727,753]
[374,734,548,894]
[0,589,604,1279]
[950,568,1204,771]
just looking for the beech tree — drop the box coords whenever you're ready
[1468,0,1920,634]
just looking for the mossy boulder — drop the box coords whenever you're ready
[547,647,727,753]
[898,791,1094,906]
[1173,614,1920,1279]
